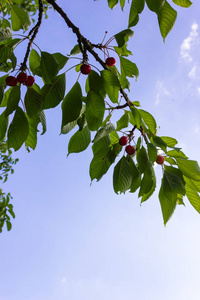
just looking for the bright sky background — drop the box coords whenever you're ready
[1,1,200,300]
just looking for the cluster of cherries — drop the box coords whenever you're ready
[6,72,35,87]
[80,56,116,75]
[119,136,136,155]
[119,135,165,164]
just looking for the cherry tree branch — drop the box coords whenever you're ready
[20,0,44,71]
[45,0,133,107]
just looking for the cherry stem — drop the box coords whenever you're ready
[104,36,115,47]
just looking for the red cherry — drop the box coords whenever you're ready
[80,64,91,75]
[125,145,135,155]
[17,72,28,84]
[25,75,35,87]
[106,57,116,67]
[6,76,18,87]
[156,155,164,165]
[119,136,128,146]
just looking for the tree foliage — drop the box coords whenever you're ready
[0,0,199,228]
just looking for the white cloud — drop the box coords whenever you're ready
[197,87,200,95]
[155,81,170,105]
[188,66,197,79]
[180,23,199,62]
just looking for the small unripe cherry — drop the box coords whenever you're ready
[80,64,91,75]
[125,145,135,155]
[119,136,128,146]
[17,72,28,84]
[25,75,35,87]
[6,76,18,87]
[106,57,116,67]
[156,155,165,165]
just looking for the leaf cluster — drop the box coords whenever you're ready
[0,0,198,229]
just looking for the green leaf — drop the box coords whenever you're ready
[86,90,105,131]
[139,109,157,134]
[52,53,69,70]
[152,135,167,152]
[88,70,104,94]
[128,157,141,193]
[141,170,156,203]
[172,0,192,8]
[115,29,134,47]
[0,27,12,42]
[160,136,177,147]
[167,149,188,159]
[147,143,157,163]
[163,170,186,199]
[120,56,139,79]
[157,1,177,41]
[38,110,46,135]
[0,38,20,64]
[0,111,8,141]
[24,87,43,118]
[6,220,12,231]
[184,176,200,193]
[11,5,31,31]
[92,135,111,155]
[159,180,177,225]
[139,163,156,198]
[137,146,149,173]
[40,51,59,84]
[164,157,176,165]
[185,186,200,214]
[42,73,66,109]
[116,112,130,131]
[113,156,132,194]
[114,45,132,57]
[7,107,29,151]
[107,0,118,9]
[176,158,200,181]
[70,44,81,56]
[61,120,77,134]
[146,0,165,13]
[101,70,120,103]
[93,123,115,143]
[130,107,141,128]
[128,0,145,28]
[61,82,82,130]
[68,125,91,155]
[0,85,4,105]
[5,86,20,117]
[25,114,40,150]
[77,113,86,131]
[110,131,120,144]
[29,49,41,76]
[90,147,112,181]
[120,0,126,10]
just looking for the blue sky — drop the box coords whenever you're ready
[1,1,200,299]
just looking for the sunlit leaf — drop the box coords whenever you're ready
[158,1,177,41]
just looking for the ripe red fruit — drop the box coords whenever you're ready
[17,72,28,84]
[106,57,116,67]
[80,64,91,75]
[125,145,135,155]
[6,76,18,87]
[25,75,35,87]
[119,136,128,146]
[156,155,165,165]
